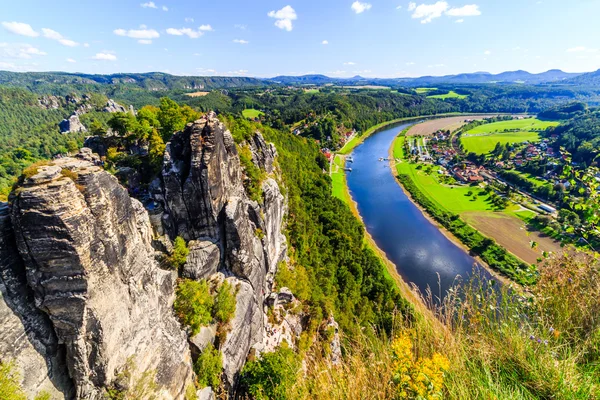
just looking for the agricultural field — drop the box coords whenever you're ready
[428,90,468,99]
[406,115,503,137]
[460,118,559,155]
[242,108,264,119]
[331,155,350,202]
[415,87,437,94]
[184,91,210,97]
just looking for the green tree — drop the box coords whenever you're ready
[169,237,189,270]
[89,119,107,136]
[194,343,222,389]
[174,279,214,335]
[213,281,237,324]
[108,112,138,136]
[240,344,301,400]
[148,128,166,173]
[157,97,186,141]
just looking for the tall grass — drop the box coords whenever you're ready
[292,251,600,399]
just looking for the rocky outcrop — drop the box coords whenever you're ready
[59,113,87,134]
[38,95,61,109]
[9,152,193,399]
[0,203,73,398]
[158,112,289,389]
[103,99,127,113]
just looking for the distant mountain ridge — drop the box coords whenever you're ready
[271,69,583,86]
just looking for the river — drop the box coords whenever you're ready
[346,122,483,298]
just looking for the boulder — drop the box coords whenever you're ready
[59,114,87,134]
[103,99,127,113]
[183,240,221,280]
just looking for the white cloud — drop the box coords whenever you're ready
[484,50,491,55]
[408,2,481,23]
[92,52,117,61]
[567,46,597,53]
[185,18,194,23]
[351,1,372,14]
[322,40,329,45]
[42,28,79,47]
[234,24,247,30]
[344,61,356,65]
[396,5,403,9]
[166,27,204,38]
[406,61,416,65]
[114,27,160,39]
[66,58,76,63]
[268,6,297,31]
[199,25,213,31]
[83,42,90,47]
[0,42,46,59]
[410,1,449,23]
[162,5,168,11]
[446,4,481,17]
[455,18,464,23]
[138,39,153,44]
[427,63,445,67]
[1,21,39,37]
[141,2,157,8]
[233,39,249,44]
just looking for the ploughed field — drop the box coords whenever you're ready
[406,115,505,137]
[460,118,560,155]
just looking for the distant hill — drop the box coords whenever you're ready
[0,71,270,94]
[270,69,581,87]
[561,69,600,86]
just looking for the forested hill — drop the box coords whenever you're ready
[0,71,271,94]
[561,68,600,86]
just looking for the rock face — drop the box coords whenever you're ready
[8,152,193,399]
[0,203,74,398]
[59,113,87,134]
[103,99,128,113]
[158,112,288,389]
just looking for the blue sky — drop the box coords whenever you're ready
[1,0,599,78]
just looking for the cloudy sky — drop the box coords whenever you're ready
[1,0,599,77]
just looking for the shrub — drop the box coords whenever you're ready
[194,343,222,389]
[213,281,237,324]
[174,279,213,335]
[276,263,310,302]
[240,344,301,400]
[238,145,265,203]
[169,237,189,270]
[0,362,25,400]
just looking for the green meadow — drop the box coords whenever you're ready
[242,109,264,119]
[428,90,468,99]
[460,118,559,155]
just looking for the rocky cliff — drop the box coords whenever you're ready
[158,112,288,390]
[4,151,193,399]
[0,112,290,398]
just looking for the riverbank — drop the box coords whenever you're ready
[389,128,536,285]
[331,149,427,306]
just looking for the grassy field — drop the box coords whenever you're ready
[460,118,559,155]
[462,131,541,154]
[331,155,350,202]
[415,87,437,94]
[242,109,264,119]
[428,90,467,99]
[304,88,319,94]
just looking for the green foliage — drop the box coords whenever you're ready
[34,391,51,400]
[213,281,237,324]
[174,279,214,335]
[169,237,189,270]
[194,343,223,389]
[184,384,198,400]
[157,97,199,141]
[238,146,265,202]
[276,263,311,302]
[0,362,25,400]
[240,344,301,400]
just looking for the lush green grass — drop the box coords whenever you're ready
[428,91,468,100]
[331,155,350,202]
[415,87,437,94]
[465,118,559,134]
[462,131,541,155]
[338,135,361,155]
[304,89,319,94]
[242,109,264,119]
